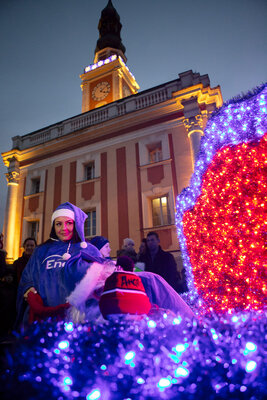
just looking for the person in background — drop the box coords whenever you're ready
[90,236,111,259]
[0,235,16,336]
[116,238,137,263]
[138,231,183,293]
[13,237,37,284]
[16,202,103,327]
[137,238,147,261]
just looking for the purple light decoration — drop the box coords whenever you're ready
[84,55,117,73]
[175,83,267,310]
[84,55,136,80]
[1,310,266,399]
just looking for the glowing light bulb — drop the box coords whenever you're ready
[124,351,136,364]
[86,389,101,400]
[63,377,72,386]
[58,340,69,350]
[175,366,190,377]
[245,360,257,372]
[245,342,257,352]
[147,320,157,328]
[64,322,74,332]
[157,377,172,389]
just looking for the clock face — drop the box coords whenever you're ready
[92,81,111,101]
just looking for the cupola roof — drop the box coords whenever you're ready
[95,0,126,57]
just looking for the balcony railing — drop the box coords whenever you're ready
[11,69,213,151]
[11,83,178,151]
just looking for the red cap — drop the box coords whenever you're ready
[99,271,151,318]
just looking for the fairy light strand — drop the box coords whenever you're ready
[176,83,267,313]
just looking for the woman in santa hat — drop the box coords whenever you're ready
[16,202,105,328]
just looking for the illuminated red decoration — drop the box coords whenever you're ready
[182,133,267,313]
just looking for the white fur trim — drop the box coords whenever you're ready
[67,307,86,324]
[80,241,87,248]
[51,209,75,224]
[66,262,115,308]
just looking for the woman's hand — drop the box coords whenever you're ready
[23,287,37,301]
[27,291,70,323]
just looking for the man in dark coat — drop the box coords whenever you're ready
[139,231,186,293]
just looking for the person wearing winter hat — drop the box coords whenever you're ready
[99,257,194,320]
[99,269,152,318]
[90,236,111,259]
[65,255,195,323]
[16,202,104,328]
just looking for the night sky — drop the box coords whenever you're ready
[0,0,266,231]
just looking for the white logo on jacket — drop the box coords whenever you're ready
[42,254,66,270]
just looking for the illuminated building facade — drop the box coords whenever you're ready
[1,0,222,263]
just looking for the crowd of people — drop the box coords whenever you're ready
[0,201,191,338]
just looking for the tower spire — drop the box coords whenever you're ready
[94,0,126,63]
[80,0,139,112]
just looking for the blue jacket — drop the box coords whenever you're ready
[16,239,103,322]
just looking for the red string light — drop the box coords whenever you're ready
[182,133,267,313]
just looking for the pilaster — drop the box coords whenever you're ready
[3,157,20,263]
[184,115,204,169]
[182,97,204,169]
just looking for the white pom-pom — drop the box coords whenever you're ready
[62,253,71,260]
[80,241,87,248]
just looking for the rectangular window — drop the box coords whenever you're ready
[29,221,39,240]
[152,196,171,226]
[31,178,40,194]
[84,210,96,237]
[84,162,95,181]
[147,142,162,163]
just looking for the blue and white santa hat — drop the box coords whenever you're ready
[51,202,88,258]
[90,236,109,251]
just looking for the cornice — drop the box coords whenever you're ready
[18,109,183,167]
